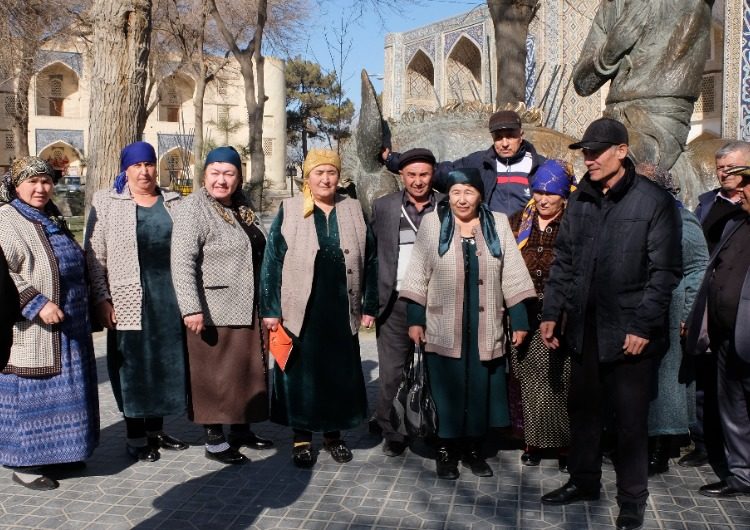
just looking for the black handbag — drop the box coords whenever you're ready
[389,343,438,438]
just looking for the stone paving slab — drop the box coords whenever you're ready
[0,330,747,529]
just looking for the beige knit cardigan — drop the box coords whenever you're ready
[85,187,181,330]
[276,194,368,337]
[400,210,535,360]
[0,204,63,375]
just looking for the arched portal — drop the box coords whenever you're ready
[158,74,195,123]
[35,62,81,118]
[405,50,436,112]
[159,147,195,193]
[446,36,481,104]
[37,141,83,181]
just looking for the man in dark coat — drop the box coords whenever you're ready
[382,110,546,216]
[539,118,682,530]
[0,246,20,371]
[685,165,750,498]
[370,148,444,457]
[680,142,749,470]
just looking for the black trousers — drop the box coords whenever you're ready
[690,353,729,477]
[714,338,750,490]
[375,296,414,442]
[567,332,656,505]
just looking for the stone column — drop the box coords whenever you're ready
[722,0,750,140]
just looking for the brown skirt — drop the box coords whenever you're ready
[186,325,269,425]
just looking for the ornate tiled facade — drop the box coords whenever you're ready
[35,129,84,154]
[384,2,736,142]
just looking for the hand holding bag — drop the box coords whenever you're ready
[390,343,438,438]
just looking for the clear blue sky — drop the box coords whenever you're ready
[296,0,483,110]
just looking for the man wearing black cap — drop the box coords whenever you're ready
[370,148,443,456]
[539,118,682,530]
[382,110,546,216]
[685,166,750,499]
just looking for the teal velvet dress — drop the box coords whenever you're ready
[108,196,186,417]
[411,237,510,439]
[261,205,377,432]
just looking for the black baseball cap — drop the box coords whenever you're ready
[398,148,436,170]
[569,117,629,150]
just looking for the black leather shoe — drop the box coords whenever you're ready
[149,433,189,451]
[12,472,59,491]
[292,443,315,468]
[436,446,459,480]
[462,449,493,477]
[323,439,353,463]
[699,480,750,498]
[678,448,708,467]
[228,431,274,450]
[383,439,408,457]
[126,444,160,462]
[558,455,568,473]
[616,502,646,530]
[523,451,542,467]
[541,481,600,505]
[204,447,248,465]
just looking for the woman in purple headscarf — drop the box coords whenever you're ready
[508,159,576,470]
[85,141,188,462]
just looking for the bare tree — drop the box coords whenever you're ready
[86,0,152,209]
[487,0,539,108]
[161,0,230,185]
[0,1,89,158]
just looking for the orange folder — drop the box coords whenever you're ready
[269,325,293,371]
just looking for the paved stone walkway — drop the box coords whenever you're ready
[0,330,748,529]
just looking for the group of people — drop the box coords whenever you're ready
[0,110,749,530]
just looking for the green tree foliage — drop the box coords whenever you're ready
[285,56,354,158]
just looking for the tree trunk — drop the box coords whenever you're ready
[192,76,207,187]
[12,58,32,158]
[488,0,538,107]
[86,0,152,213]
[246,0,267,210]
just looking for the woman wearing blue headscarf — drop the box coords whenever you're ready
[507,159,576,470]
[86,141,188,462]
[171,147,271,465]
[400,168,535,480]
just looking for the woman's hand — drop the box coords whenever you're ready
[361,314,375,329]
[408,325,425,345]
[263,317,280,332]
[511,330,528,347]
[39,301,64,325]
[183,313,205,335]
[95,300,117,329]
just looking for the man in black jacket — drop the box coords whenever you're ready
[382,110,546,216]
[539,118,682,530]
[0,246,19,371]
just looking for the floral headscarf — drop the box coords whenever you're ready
[0,156,56,203]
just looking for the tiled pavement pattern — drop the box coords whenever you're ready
[1,330,748,530]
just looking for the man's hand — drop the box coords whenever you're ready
[39,301,64,325]
[95,300,117,329]
[361,314,375,329]
[408,325,425,345]
[540,321,559,349]
[623,333,649,355]
[184,313,205,335]
[381,146,391,162]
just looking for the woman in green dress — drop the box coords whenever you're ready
[400,168,535,480]
[260,149,377,468]
[86,142,188,462]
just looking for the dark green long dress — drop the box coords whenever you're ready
[419,237,510,439]
[261,205,377,432]
[108,196,186,417]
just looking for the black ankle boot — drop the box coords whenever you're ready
[436,444,459,480]
[648,435,670,476]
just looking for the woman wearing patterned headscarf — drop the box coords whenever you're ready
[507,159,576,470]
[260,148,377,468]
[0,157,99,490]
[400,168,535,480]
[85,141,188,463]
[171,146,272,465]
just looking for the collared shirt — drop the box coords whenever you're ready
[396,191,437,291]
